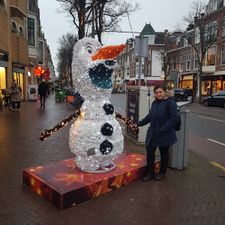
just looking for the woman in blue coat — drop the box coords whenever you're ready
[138,85,179,181]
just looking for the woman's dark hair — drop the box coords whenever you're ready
[153,84,167,92]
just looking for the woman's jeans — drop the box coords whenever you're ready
[146,144,170,175]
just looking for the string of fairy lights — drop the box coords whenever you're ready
[39,107,139,141]
[39,110,81,141]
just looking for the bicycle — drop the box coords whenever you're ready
[1,95,13,111]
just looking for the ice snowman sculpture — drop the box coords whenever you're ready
[69,37,125,173]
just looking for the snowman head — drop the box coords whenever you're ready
[72,37,125,101]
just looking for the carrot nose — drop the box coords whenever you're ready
[92,44,125,61]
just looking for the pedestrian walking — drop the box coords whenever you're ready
[137,85,179,181]
[38,79,49,109]
[10,80,22,111]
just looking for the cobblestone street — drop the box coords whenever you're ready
[0,95,225,225]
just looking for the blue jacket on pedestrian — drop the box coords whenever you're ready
[138,97,179,147]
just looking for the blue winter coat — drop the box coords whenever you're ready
[138,97,178,147]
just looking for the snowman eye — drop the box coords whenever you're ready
[87,47,93,54]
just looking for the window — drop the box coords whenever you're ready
[19,26,24,35]
[172,57,176,71]
[208,21,217,39]
[218,0,224,9]
[204,24,209,42]
[28,18,35,46]
[179,56,184,71]
[186,54,191,71]
[194,53,199,70]
[206,46,216,66]
[28,0,38,13]
[38,41,44,60]
[204,21,217,41]
[221,46,225,65]
[222,17,225,37]
[183,39,188,47]
[202,80,211,95]
[195,27,200,44]
[11,21,17,33]
[0,0,5,9]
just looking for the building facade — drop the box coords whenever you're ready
[167,0,225,97]
[0,0,55,100]
[0,0,28,99]
[116,24,167,92]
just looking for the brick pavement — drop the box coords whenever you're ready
[0,95,225,225]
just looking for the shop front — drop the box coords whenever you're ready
[0,53,8,90]
[13,66,25,99]
[202,75,225,96]
[180,74,197,96]
[0,65,6,90]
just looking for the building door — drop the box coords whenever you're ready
[13,72,24,98]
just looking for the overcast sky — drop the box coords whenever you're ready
[38,0,208,70]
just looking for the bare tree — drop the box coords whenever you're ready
[56,0,139,43]
[183,0,217,102]
[93,0,138,43]
[57,33,78,87]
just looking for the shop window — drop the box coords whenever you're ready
[182,80,193,89]
[212,80,221,94]
[13,72,24,98]
[221,46,225,65]
[0,67,6,89]
[223,81,225,90]
[202,80,211,95]
[11,21,17,33]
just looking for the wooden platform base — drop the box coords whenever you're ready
[22,153,148,210]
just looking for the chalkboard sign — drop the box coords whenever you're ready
[127,89,139,139]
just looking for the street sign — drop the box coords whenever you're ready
[134,36,148,57]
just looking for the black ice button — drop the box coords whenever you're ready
[103,103,114,115]
[100,140,113,155]
[101,123,113,136]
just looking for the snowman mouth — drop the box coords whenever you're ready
[89,63,114,89]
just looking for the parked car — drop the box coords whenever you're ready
[174,88,193,102]
[203,90,225,108]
